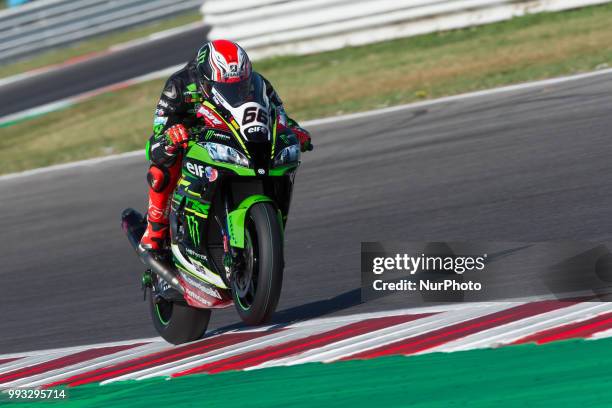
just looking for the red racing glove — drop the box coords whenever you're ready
[165,124,189,154]
[292,126,313,152]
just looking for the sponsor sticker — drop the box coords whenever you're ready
[182,273,222,299]
[246,126,268,135]
[186,288,212,307]
[205,166,218,182]
[197,106,222,126]
[186,162,206,178]
[154,116,168,126]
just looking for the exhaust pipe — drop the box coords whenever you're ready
[121,208,185,295]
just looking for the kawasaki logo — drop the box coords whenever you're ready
[186,215,200,246]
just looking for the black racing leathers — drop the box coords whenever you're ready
[146,60,299,167]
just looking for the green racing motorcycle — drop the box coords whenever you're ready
[121,74,308,344]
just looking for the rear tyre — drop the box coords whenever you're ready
[232,202,284,325]
[148,280,211,345]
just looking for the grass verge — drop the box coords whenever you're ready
[0,11,202,79]
[2,3,612,175]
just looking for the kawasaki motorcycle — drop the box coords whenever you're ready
[121,74,305,344]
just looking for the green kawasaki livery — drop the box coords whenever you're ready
[122,74,306,344]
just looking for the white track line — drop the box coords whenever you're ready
[0,304,463,364]
[5,343,168,388]
[428,302,612,353]
[1,67,612,182]
[305,67,612,127]
[590,327,612,340]
[104,304,504,381]
[249,303,515,370]
[0,23,204,89]
[107,321,354,383]
[105,331,297,383]
[1,301,611,386]
[0,351,74,377]
[0,336,164,361]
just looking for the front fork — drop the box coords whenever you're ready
[218,187,242,283]
[221,193,281,284]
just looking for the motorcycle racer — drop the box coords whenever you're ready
[140,39,312,252]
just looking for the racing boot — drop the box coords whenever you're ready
[140,219,169,251]
[140,160,181,251]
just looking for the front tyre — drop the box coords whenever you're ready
[232,202,284,325]
[148,282,211,345]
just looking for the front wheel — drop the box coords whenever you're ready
[148,278,211,344]
[232,202,284,325]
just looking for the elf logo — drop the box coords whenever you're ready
[187,162,206,178]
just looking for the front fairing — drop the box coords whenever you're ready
[188,102,300,177]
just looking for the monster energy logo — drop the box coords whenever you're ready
[197,47,208,64]
[280,134,290,144]
[205,130,230,141]
[186,215,200,246]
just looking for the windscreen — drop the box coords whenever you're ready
[212,74,266,108]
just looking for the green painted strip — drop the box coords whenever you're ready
[269,164,298,176]
[271,111,278,158]
[8,337,612,407]
[144,140,151,161]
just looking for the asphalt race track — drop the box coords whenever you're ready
[0,25,208,118]
[1,72,612,354]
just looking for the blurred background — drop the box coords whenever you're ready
[0,0,612,173]
[1,0,611,173]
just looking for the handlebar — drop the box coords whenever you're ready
[186,126,314,152]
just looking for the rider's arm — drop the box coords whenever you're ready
[260,74,312,151]
[260,75,300,127]
[147,77,189,166]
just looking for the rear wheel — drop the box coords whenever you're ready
[148,277,211,344]
[232,202,283,325]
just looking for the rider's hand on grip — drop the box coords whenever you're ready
[165,124,190,154]
[292,126,312,153]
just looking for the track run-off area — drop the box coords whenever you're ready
[1,70,612,393]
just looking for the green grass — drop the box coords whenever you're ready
[5,338,612,407]
[0,11,202,79]
[2,3,612,174]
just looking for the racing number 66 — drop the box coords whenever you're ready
[242,107,268,125]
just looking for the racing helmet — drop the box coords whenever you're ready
[195,39,253,107]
